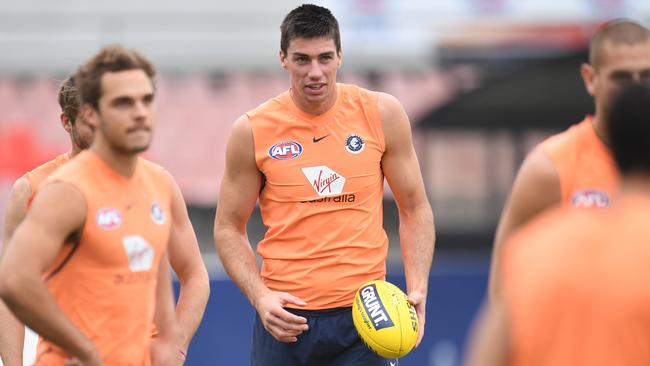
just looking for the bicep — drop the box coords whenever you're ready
[379,93,429,211]
[494,149,561,248]
[2,177,31,254]
[215,115,263,233]
[2,182,86,275]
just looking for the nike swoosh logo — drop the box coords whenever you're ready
[313,135,329,143]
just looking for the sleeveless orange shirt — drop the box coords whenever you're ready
[538,116,619,208]
[248,83,388,309]
[35,151,172,366]
[503,194,650,365]
[23,153,71,202]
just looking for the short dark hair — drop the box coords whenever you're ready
[58,75,79,123]
[280,4,341,55]
[75,44,156,110]
[608,84,650,174]
[589,19,650,70]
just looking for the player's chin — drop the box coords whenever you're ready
[126,142,151,154]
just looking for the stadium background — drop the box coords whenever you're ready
[0,0,649,364]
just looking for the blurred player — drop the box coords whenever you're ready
[214,4,434,365]
[488,19,650,298]
[466,84,650,366]
[0,76,93,366]
[0,75,209,364]
[0,45,186,365]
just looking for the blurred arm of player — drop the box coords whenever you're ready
[151,254,183,366]
[0,182,102,365]
[0,177,30,366]
[164,171,210,353]
[462,299,510,366]
[213,115,309,343]
[379,93,435,348]
[487,149,560,300]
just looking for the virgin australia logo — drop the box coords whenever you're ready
[301,165,346,196]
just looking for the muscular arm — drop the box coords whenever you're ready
[214,115,307,343]
[488,149,560,300]
[0,182,99,362]
[165,172,210,351]
[379,93,435,347]
[0,177,30,366]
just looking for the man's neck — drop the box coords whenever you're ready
[91,144,138,178]
[289,85,338,116]
[590,114,610,147]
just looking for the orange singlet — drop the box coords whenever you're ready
[249,83,388,310]
[34,150,172,366]
[538,116,619,208]
[502,194,650,365]
[23,153,71,202]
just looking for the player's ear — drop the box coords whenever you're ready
[280,49,288,70]
[337,49,342,68]
[581,63,596,97]
[81,103,99,128]
[60,113,72,133]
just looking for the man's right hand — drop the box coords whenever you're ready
[255,291,309,343]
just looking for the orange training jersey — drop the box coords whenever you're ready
[23,153,71,202]
[538,116,619,208]
[502,194,650,365]
[248,83,388,309]
[35,150,172,366]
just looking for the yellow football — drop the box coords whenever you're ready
[352,280,418,358]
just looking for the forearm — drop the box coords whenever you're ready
[0,300,24,365]
[154,261,178,343]
[175,273,210,350]
[215,227,269,309]
[0,275,93,359]
[399,203,435,294]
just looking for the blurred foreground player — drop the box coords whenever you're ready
[488,19,650,298]
[0,45,188,365]
[466,84,650,366]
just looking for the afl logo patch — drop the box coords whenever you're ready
[150,202,165,225]
[269,141,303,160]
[345,134,365,154]
[96,208,122,230]
[571,189,610,208]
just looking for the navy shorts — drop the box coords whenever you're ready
[251,307,398,366]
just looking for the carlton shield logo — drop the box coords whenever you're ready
[268,141,303,160]
[359,284,394,330]
[96,208,122,230]
[571,189,610,208]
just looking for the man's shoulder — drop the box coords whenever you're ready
[537,117,591,155]
[138,157,166,174]
[507,206,602,263]
[24,153,70,193]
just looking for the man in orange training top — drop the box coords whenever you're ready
[214,4,435,365]
[465,84,650,366]
[0,76,209,364]
[488,19,650,298]
[0,45,188,365]
[0,76,94,366]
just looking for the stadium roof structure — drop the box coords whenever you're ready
[419,50,594,130]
